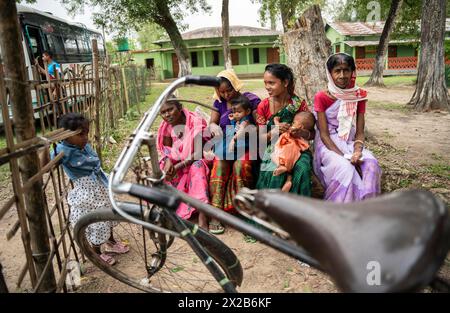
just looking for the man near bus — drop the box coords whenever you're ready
[35,50,61,79]
[34,50,62,99]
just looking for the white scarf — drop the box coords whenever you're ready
[326,55,368,141]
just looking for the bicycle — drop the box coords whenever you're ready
[74,76,450,293]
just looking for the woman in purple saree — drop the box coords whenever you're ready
[313,53,381,202]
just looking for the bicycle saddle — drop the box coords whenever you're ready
[249,189,450,292]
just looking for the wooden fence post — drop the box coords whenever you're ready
[106,56,115,129]
[121,67,130,112]
[0,0,57,292]
[92,39,102,162]
[133,65,141,114]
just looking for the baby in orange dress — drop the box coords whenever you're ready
[272,111,316,192]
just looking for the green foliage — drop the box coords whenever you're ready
[252,0,325,31]
[60,0,211,37]
[335,0,422,41]
[136,23,166,50]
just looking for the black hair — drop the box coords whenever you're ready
[264,63,295,97]
[296,111,316,131]
[58,113,89,131]
[326,53,356,72]
[164,96,183,110]
[43,50,53,59]
[218,77,234,89]
[230,95,251,111]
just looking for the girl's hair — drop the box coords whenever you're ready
[230,95,251,111]
[326,53,356,72]
[219,77,234,90]
[264,63,295,97]
[58,113,89,131]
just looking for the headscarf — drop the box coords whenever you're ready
[213,69,244,100]
[157,108,207,162]
[326,53,368,141]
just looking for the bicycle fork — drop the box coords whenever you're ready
[163,210,237,293]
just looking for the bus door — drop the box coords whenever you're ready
[24,25,48,77]
[24,25,50,117]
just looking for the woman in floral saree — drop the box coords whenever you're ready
[255,64,314,196]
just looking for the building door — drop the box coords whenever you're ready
[231,49,239,65]
[355,47,365,59]
[267,47,280,63]
[388,45,398,57]
[171,53,179,78]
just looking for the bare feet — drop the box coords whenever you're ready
[273,166,288,176]
[198,212,208,231]
[282,175,293,192]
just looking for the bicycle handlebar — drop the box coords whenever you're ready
[107,76,220,236]
[185,75,221,87]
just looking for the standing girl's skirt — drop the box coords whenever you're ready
[67,176,115,246]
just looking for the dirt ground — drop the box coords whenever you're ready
[0,83,449,293]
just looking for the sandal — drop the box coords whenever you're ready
[209,221,225,235]
[99,253,116,266]
[104,241,130,254]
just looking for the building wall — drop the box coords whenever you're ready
[326,28,344,53]
[396,45,416,57]
[131,33,292,80]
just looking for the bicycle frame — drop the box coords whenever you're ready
[108,75,324,271]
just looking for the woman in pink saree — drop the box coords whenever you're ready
[157,99,211,229]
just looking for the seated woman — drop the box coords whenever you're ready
[313,53,381,202]
[157,98,211,229]
[208,69,261,234]
[255,63,314,196]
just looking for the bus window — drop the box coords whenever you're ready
[77,37,90,54]
[64,37,78,54]
[46,34,65,55]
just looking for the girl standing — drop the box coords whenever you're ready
[51,113,128,265]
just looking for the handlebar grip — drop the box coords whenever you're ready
[185,75,220,87]
[128,184,180,210]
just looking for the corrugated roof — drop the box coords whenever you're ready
[344,39,419,47]
[328,18,450,36]
[328,21,385,36]
[155,25,281,43]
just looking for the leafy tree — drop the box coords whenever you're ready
[222,0,232,69]
[136,23,166,50]
[408,0,448,111]
[365,0,403,87]
[60,0,211,76]
[252,0,325,32]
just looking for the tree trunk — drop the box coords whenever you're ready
[365,0,403,87]
[0,0,56,292]
[154,0,191,76]
[221,0,232,69]
[283,5,332,105]
[408,0,449,111]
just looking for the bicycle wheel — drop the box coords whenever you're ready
[74,207,243,293]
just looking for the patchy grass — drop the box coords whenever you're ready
[368,137,449,205]
[367,101,411,112]
[357,75,416,86]
[426,164,450,180]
